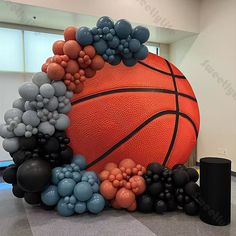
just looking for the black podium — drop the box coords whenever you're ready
[200,157,231,226]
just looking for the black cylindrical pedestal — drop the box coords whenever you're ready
[200,157,231,226]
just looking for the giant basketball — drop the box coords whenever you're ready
[67,53,200,172]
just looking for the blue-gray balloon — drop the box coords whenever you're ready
[134,45,148,60]
[55,114,69,130]
[22,110,40,127]
[108,36,120,49]
[40,84,55,99]
[110,55,121,65]
[45,96,58,112]
[18,82,39,101]
[38,121,55,136]
[93,39,108,55]
[122,57,138,67]
[76,27,93,46]
[114,19,132,39]
[4,108,23,124]
[14,123,26,136]
[65,91,74,99]
[132,26,150,43]
[12,98,25,111]
[0,124,15,138]
[32,72,50,87]
[2,137,19,153]
[52,81,67,97]
[96,16,114,29]
[129,39,141,52]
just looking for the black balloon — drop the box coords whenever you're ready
[184,201,199,216]
[172,164,187,170]
[40,202,56,211]
[172,169,190,187]
[19,136,37,150]
[24,192,41,205]
[12,184,25,198]
[147,162,164,175]
[154,200,167,214]
[137,194,153,213]
[166,199,177,211]
[12,150,26,167]
[17,158,51,192]
[3,165,17,184]
[43,137,60,153]
[148,182,163,196]
[186,168,199,182]
[184,181,200,198]
[60,146,73,164]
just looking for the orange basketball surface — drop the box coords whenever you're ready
[67,53,200,172]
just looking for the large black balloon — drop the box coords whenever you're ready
[172,169,190,187]
[60,146,73,164]
[184,181,200,198]
[154,200,167,214]
[137,194,153,213]
[186,168,199,182]
[147,163,164,175]
[166,199,177,211]
[12,184,25,198]
[148,182,163,196]
[12,150,26,167]
[3,165,17,184]
[19,136,37,150]
[183,201,199,216]
[17,158,51,192]
[24,192,41,205]
[43,137,60,153]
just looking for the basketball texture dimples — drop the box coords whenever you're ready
[67,53,200,172]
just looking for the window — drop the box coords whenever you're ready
[0,28,24,72]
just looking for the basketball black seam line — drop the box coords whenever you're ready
[162,60,180,166]
[85,110,198,169]
[71,88,197,105]
[138,61,186,79]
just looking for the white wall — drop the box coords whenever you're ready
[169,0,236,171]
[9,0,200,33]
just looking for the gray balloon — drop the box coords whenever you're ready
[40,84,55,99]
[4,108,23,124]
[2,137,19,153]
[24,101,35,111]
[13,98,25,111]
[22,110,40,127]
[52,81,67,97]
[65,91,74,99]
[45,96,58,112]
[58,103,71,113]
[18,82,39,101]
[32,72,50,87]
[38,121,55,136]
[14,123,26,136]
[0,124,15,138]
[55,114,69,130]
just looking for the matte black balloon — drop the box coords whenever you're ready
[147,162,164,175]
[184,181,200,198]
[19,136,37,150]
[184,201,199,216]
[3,165,17,184]
[137,194,153,213]
[166,199,177,211]
[24,192,41,205]
[60,146,73,163]
[12,184,25,198]
[172,169,190,187]
[172,164,187,170]
[17,158,51,192]
[40,202,56,211]
[43,137,60,153]
[148,182,163,196]
[12,150,26,167]
[186,168,199,182]
[154,200,167,214]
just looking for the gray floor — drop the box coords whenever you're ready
[0,177,235,236]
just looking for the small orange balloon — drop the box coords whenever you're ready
[84,67,96,78]
[127,201,137,212]
[64,26,76,41]
[47,63,65,81]
[83,45,96,58]
[115,187,135,208]
[129,175,146,195]
[110,168,122,176]
[119,159,136,169]
[90,55,105,70]
[104,162,117,171]
[74,83,84,93]
[100,180,117,200]
[52,40,65,55]
[63,40,81,59]
[99,170,110,181]
[65,60,79,74]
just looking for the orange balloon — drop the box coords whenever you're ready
[127,200,137,212]
[84,67,96,78]
[65,60,79,74]
[83,45,96,58]
[64,26,76,41]
[111,199,121,209]
[41,63,47,72]
[47,63,65,81]
[100,180,117,200]
[129,175,146,195]
[74,83,84,93]
[52,40,65,55]
[119,159,136,169]
[110,168,122,176]
[115,187,135,208]
[99,170,110,181]
[90,55,105,70]
[63,40,81,59]
[104,162,117,171]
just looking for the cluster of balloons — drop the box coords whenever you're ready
[76,16,150,67]
[137,163,200,215]
[41,155,105,216]
[2,131,73,204]
[0,72,72,154]
[99,159,146,211]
